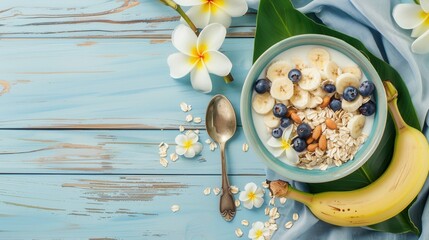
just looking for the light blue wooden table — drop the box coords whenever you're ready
[0,1,274,239]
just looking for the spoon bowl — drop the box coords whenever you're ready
[206,94,237,221]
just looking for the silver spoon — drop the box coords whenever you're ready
[206,94,237,222]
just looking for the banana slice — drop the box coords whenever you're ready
[311,87,327,98]
[290,86,310,109]
[298,68,321,91]
[252,93,275,114]
[342,66,362,80]
[266,60,291,81]
[291,57,307,71]
[264,112,281,128]
[342,95,363,112]
[308,48,330,70]
[324,61,342,81]
[347,115,366,138]
[306,95,323,109]
[335,73,360,94]
[270,77,294,101]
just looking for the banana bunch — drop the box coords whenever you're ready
[268,81,429,227]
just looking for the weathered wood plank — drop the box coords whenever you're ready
[0,128,265,174]
[0,38,253,128]
[0,0,256,38]
[0,175,272,239]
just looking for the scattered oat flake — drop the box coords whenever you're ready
[230,186,239,194]
[213,187,221,195]
[262,181,269,189]
[160,158,168,168]
[185,114,193,122]
[179,125,185,132]
[293,213,299,221]
[180,102,191,112]
[205,139,212,144]
[209,142,217,151]
[194,129,200,134]
[279,197,287,205]
[193,117,202,123]
[285,221,293,229]
[171,204,180,212]
[265,207,270,215]
[269,197,275,206]
[235,228,243,237]
[269,207,278,217]
[235,199,241,207]
[242,143,249,152]
[203,187,211,195]
[170,153,178,162]
[241,220,249,226]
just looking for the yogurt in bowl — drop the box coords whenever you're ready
[241,34,387,183]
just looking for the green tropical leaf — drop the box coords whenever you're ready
[254,0,421,234]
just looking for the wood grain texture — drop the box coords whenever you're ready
[0,128,265,174]
[0,0,256,38]
[0,38,253,129]
[0,175,271,240]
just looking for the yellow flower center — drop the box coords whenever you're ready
[255,229,263,238]
[281,139,291,150]
[424,16,429,26]
[419,10,429,20]
[201,0,224,13]
[247,191,256,200]
[183,140,193,149]
[189,44,210,69]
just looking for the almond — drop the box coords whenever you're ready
[319,134,327,151]
[307,143,318,152]
[312,125,322,140]
[320,96,331,108]
[286,107,297,117]
[290,112,302,124]
[325,118,337,130]
[306,137,314,145]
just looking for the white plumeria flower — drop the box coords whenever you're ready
[167,23,232,93]
[248,221,270,240]
[266,125,299,163]
[175,132,203,158]
[174,0,248,28]
[393,0,429,54]
[239,182,264,209]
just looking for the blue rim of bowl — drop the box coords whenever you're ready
[240,34,387,183]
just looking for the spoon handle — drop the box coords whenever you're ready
[219,142,236,222]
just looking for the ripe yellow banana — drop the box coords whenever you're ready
[269,81,429,227]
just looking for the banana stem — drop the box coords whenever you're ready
[383,81,407,130]
[268,180,313,206]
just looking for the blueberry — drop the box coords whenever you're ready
[280,117,293,128]
[292,137,307,152]
[359,81,375,97]
[329,98,342,111]
[323,84,336,93]
[288,69,302,83]
[254,79,271,94]
[273,103,288,118]
[296,123,312,139]
[343,86,358,102]
[359,101,376,116]
[272,127,283,138]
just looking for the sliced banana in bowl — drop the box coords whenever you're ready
[270,77,294,101]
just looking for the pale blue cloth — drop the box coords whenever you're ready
[246,0,429,239]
